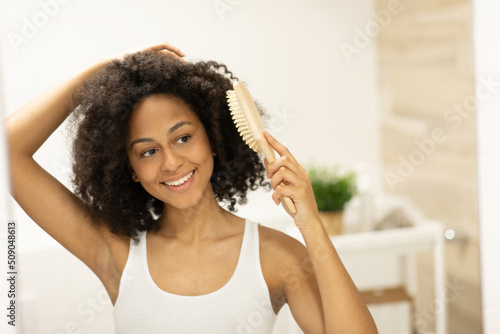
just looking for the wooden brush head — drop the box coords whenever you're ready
[226,82,275,160]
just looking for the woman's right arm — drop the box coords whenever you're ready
[4,58,119,276]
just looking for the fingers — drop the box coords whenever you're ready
[157,50,187,63]
[268,165,302,190]
[121,41,186,63]
[264,131,296,162]
[266,155,308,210]
[262,132,318,219]
[265,152,304,180]
[263,131,306,183]
[270,183,303,207]
[142,41,185,58]
[263,130,304,173]
[104,41,186,65]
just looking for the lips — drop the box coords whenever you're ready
[161,169,195,187]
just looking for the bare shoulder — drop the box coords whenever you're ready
[258,224,311,289]
[258,224,310,312]
[258,224,308,263]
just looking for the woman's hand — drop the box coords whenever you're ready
[98,41,186,66]
[263,131,321,230]
[129,41,186,60]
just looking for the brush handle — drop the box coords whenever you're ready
[233,82,297,215]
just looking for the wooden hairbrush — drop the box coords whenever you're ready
[226,81,297,214]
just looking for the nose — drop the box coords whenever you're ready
[160,149,184,172]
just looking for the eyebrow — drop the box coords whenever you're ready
[129,121,193,150]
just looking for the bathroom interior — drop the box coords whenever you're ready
[0,0,499,333]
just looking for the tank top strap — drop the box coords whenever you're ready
[115,230,147,298]
[233,219,268,289]
[234,219,254,270]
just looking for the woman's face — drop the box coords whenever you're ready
[126,94,215,210]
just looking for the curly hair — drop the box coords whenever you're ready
[67,51,269,240]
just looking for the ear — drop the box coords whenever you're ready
[127,162,140,182]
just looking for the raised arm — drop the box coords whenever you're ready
[5,57,111,268]
[4,42,185,277]
[263,131,378,334]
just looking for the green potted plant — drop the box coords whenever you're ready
[308,165,357,235]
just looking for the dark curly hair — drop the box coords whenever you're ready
[67,51,269,240]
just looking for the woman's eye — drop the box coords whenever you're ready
[177,135,191,144]
[141,149,156,157]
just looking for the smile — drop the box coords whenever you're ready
[161,170,195,186]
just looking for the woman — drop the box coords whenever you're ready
[5,42,377,333]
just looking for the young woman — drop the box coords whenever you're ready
[5,42,377,333]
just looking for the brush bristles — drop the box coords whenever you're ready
[226,90,261,153]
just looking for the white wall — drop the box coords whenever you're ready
[0,0,380,332]
[472,1,500,333]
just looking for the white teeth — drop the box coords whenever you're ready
[163,171,194,186]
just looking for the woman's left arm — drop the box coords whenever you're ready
[263,131,378,334]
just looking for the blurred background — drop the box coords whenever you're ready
[0,0,498,333]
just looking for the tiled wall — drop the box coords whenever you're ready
[375,0,482,332]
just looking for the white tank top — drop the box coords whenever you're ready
[113,219,277,333]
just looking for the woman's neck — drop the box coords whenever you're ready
[155,191,240,243]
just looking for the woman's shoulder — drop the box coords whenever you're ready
[257,224,311,312]
[257,224,308,266]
